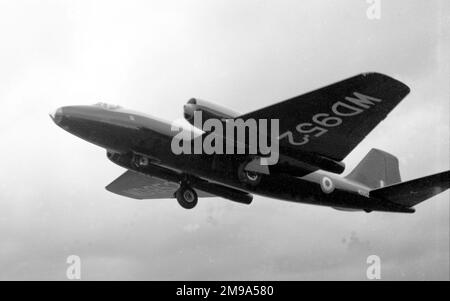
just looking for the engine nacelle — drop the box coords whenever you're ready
[183,98,239,127]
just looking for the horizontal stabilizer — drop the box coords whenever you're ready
[370,171,450,207]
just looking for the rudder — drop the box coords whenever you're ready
[346,148,401,188]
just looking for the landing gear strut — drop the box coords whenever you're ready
[175,185,198,209]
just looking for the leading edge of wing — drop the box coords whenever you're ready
[239,72,410,121]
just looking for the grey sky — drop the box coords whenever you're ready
[0,0,448,280]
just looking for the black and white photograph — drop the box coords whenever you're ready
[0,0,448,286]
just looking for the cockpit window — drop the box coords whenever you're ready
[94,102,122,110]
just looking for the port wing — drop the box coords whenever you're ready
[105,170,213,199]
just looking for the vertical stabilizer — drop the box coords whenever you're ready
[346,148,401,188]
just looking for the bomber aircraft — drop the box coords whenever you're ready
[50,73,449,213]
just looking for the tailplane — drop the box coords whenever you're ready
[347,149,449,209]
[346,148,401,189]
[370,171,449,207]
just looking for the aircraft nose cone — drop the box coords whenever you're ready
[49,107,63,125]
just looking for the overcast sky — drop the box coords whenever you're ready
[0,0,449,280]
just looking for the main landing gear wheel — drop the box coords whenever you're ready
[237,163,262,186]
[132,154,149,168]
[175,185,198,209]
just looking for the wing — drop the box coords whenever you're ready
[237,72,410,161]
[105,170,213,199]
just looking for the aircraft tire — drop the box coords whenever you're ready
[132,154,149,168]
[237,162,262,186]
[175,185,198,209]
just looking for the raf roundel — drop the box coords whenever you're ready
[321,176,335,194]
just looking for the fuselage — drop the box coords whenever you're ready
[50,104,414,213]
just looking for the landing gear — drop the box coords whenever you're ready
[132,154,150,168]
[175,185,198,209]
[237,162,262,186]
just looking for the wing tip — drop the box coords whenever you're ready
[361,71,411,96]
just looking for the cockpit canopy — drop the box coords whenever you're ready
[94,102,122,110]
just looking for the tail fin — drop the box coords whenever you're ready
[346,148,401,188]
[370,171,449,207]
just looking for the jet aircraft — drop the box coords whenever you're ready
[50,73,449,213]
